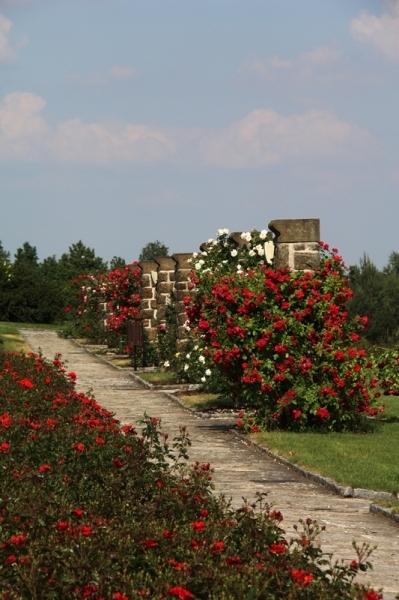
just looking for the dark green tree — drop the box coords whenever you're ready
[139,240,169,261]
[109,256,126,270]
[6,242,44,322]
[0,241,12,320]
[59,241,107,280]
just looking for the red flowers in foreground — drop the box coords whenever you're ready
[0,351,381,599]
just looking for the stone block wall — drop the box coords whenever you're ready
[268,218,320,271]
[137,218,320,343]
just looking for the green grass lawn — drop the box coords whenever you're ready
[178,392,231,410]
[252,396,399,494]
[139,370,181,384]
[0,321,61,353]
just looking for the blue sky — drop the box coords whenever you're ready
[0,0,398,267]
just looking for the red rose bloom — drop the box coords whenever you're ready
[291,568,314,587]
[211,540,225,553]
[316,407,330,419]
[73,442,85,453]
[37,463,51,473]
[269,542,287,555]
[0,441,10,453]
[0,412,12,428]
[168,586,194,599]
[191,520,206,532]
[18,378,34,389]
[56,520,69,531]
[8,533,27,546]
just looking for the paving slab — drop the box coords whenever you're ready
[21,330,399,598]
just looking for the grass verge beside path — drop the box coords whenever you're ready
[251,396,399,495]
[0,321,61,353]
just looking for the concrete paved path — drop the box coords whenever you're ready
[21,330,399,598]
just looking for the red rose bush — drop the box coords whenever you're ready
[0,351,381,598]
[186,236,382,431]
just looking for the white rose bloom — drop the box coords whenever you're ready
[201,251,208,256]
[241,232,252,242]
[256,244,264,256]
[218,228,229,236]
[163,360,170,368]
[207,239,213,243]
[201,376,206,383]
[205,369,212,376]
[259,229,268,240]
[184,364,189,371]
[249,249,256,257]
[212,240,218,246]
[195,260,204,270]
[237,264,242,271]
[192,252,198,258]
[231,249,238,257]
[194,345,199,350]
[186,353,191,359]
[199,355,206,363]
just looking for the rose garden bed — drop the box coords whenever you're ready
[0,351,383,599]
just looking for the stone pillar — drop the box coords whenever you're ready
[139,260,158,342]
[173,253,193,347]
[268,219,320,270]
[229,232,246,248]
[155,256,176,324]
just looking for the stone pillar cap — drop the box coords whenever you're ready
[154,256,176,269]
[139,259,158,273]
[268,218,320,243]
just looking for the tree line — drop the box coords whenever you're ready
[348,252,399,346]
[0,240,169,324]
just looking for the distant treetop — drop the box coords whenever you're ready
[139,240,169,262]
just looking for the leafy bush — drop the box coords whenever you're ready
[0,352,381,599]
[369,347,399,396]
[186,239,382,431]
[65,264,142,348]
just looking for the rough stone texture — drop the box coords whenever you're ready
[155,256,176,271]
[173,253,193,346]
[21,329,399,599]
[273,243,291,270]
[294,251,320,270]
[172,253,193,271]
[269,218,320,243]
[140,260,158,341]
[229,232,246,248]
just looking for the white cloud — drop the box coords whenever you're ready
[0,92,373,168]
[0,92,48,159]
[242,46,340,78]
[201,109,372,168]
[0,13,14,62]
[351,2,399,61]
[69,65,137,86]
[0,91,174,164]
[52,119,174,164]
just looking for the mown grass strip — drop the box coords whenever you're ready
[251,396,399,494]
[0,321,61,353]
